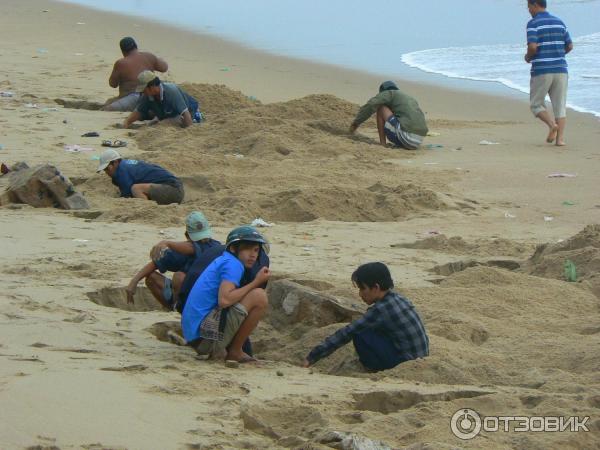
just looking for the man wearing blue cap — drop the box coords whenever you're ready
[350,81,428,150]
[126,211,221,310]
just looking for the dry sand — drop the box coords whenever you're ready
[0,1,599,449]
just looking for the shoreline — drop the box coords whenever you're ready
[54,0,600,119]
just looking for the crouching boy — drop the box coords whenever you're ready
[126,211,220,310]
[303,262,429,371]
[181,226,270,363]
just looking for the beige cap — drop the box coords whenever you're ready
[97,149,122,172]
[135,70,158,92]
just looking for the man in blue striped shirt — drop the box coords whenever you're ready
[525,0,573,146]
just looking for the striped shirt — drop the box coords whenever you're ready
[306,291,429,365]
[526,11,572,76]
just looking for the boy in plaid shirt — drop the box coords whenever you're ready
[303,262,429,371]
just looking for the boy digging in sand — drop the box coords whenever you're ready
[182,226,270,363]
[126,211,220,310]
[303,262,429,371]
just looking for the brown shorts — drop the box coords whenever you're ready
[148,183,184,205]
[191,303,248,357]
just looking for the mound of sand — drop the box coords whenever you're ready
[69,85,477,225]
[394,234,532,257]
[521,224,600,298]
[256,270,600,395]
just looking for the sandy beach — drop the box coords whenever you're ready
[1,0,599,449]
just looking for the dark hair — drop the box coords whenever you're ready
[351,262,394,290]
[379,80,399,93]
[528,0,547,7]
[119,37,138,54]
[147,77,161,88]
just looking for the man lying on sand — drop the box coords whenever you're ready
[103,37,168,112]
[97,148,184,204]
[122,71,202,129]
[126,211,220,310]
[350,81,428,150]
[182,226,271,363]
[303,262,429,371]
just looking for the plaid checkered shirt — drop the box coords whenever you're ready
[306,291,429,365]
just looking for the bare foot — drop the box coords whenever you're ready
[226,350,257,363]
[555,140,566,147]
[546,125,558,143]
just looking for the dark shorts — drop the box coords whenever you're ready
[384,116,423,150]
[148,183,184,205]
[353,329,410,371]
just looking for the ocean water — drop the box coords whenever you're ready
[402,33,600,117]
[60,0,600,115]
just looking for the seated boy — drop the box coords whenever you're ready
[182,226,271,363]
[303,262,429,371]
[126,211,220,309]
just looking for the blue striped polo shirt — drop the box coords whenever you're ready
[526,11,572,76]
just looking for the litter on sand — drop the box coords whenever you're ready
[64,145,93,153]
[479,140,501,145]
[101,140,127,148]
[426,131,441,137]
[424,162,439,165]
[562,201,575,206]
[504,212,516,219]
[24,103,38,108]
[0,91,14,97]
[564,260,577,282]
[425,144,444,149]
[547,173,577,178]
[82,132,100,137]
[251,218,274,228]
[544,216,554,222]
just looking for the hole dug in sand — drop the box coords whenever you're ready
[353,388,493,414]
[86,286,163,312]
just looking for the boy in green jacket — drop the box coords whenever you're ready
[350,81,428,150]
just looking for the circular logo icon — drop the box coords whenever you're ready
[451,408,482,440]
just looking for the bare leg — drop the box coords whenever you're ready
[226,288,268,362]
[536,110,558,143]
[376,105,394,146]
[555,117,566,146]
[131,183,153,200]
[144,272,171,310]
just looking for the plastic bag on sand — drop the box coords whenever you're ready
[251,218,274,227]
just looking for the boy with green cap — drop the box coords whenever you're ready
[126,211,220,310]
[182,226,271,363]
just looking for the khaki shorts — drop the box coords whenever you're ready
[148,183,184,205]
[191,303,248,356]
[530,73,568,119]
[103,93,141,112]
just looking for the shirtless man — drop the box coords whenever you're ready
[103,37,168,112]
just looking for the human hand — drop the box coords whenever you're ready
[125,284,136,304]
[255,267,271,285]
[302,359,311,368]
